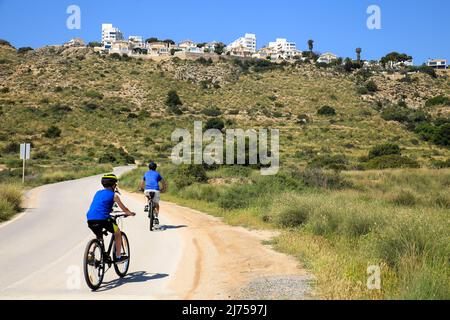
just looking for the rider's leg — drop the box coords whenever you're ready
[114,228,123,258]
[154,203,160,217]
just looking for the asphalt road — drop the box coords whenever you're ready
[0,166,183,299]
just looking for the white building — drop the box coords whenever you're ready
[317,52,339,64]
[64,38,85,47]
[386,59,414,69]
[267,38,299,60]
[128,36,145,49]
[226,33,257,57]
[427,59,447,69]
[102,23,124,49]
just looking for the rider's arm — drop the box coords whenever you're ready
[114,194,135,216]
[160,179,168,193]
[139,179,145,191]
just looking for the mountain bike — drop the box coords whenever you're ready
[145,191,158,231]
[83,214,130,291]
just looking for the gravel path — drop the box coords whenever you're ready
[237,275,316,300]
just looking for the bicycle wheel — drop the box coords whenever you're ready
[113,232,130,278]
[149,202,155,231]
[83,239,105,291]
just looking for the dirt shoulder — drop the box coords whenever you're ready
[126,191,314,300]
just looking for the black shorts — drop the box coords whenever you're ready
[88,219,119,237]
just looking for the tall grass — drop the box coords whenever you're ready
[0,183,22,221]
[133,166,450,299]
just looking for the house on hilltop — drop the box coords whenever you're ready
[317,52,339,64]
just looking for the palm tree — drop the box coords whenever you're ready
[356,48,362,63]
[308,39,314,57]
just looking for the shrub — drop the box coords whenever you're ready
[297,168,352,190]
[317,105,336,116]
[368,143,401,159]
[425,95,450,107]
[85,90,104,100]
[3,142,20,154]
[0,39,13,47]
[270,193,311,228]
[364,155,420,170]
[17,47,33,54]
[202,107,222,117]
[307,154,349,171]
[433,124,450,146]
[0,87,9,93]
[44,126,62,138]
[173,164,208,189]
[205,118,225,131]
[98,153,117,164]
[391,190,417,206]
[365,80,378,92]
[166,90,182,107]
[357,86,369,95]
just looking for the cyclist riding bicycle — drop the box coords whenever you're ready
[139,162,167,226]
[86,174,136,263]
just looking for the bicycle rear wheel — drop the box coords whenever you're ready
[113,232,130,278]
[149,202,155,231]
[83,239,105,291]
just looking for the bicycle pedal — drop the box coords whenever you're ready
[144,205,149,212]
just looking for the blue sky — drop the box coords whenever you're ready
[0,0,448,64]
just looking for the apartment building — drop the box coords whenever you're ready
[427,59,448,69]
[102,23,124,49]
[267,38,299,60]
[226,33,257,57]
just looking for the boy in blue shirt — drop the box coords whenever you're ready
[87,174,135,262]
[139,162,167,226]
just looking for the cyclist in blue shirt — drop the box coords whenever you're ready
[87,174,135,262]
[139,162,167,226]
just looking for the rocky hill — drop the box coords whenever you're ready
[0,43,449,171]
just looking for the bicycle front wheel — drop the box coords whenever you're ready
[113,232,130,278]
[83,239,105,291]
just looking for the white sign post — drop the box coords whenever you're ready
[20,143,31,184]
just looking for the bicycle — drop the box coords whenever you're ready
[145,191,158,231]
[83,213,130,291]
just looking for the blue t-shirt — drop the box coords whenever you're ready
[143,170,163,191]
[86,189,115,221]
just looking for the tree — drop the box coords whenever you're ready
[205,118,225,131]
[380,52,413,67]
[166,90,182,107]
[17,47,33,54]
[88,41,102,47]
[145,37,159,43]
[308,39,314,54]
[44,126,62,138]
[356,48,362,63]
[214,42,226,55]
[163,39,175,45]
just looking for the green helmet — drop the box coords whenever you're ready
[101,173,118,188]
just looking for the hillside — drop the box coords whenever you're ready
[0,44,449,174]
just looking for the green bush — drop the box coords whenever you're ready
[44,126,62,138]
[365,80,378,92]
[307,154,349,171]
[202,107,222,117]
[364,155,420,170]
[166,90,182,107]
[85,90,104,100]
[0,184,22,221]
[17,47,33,54]
[173,164,208,189]
[317,105,336,116]
[425,95,450,107]
[368,143,401,159]
[3,142,20,154]
[204,118,225,131]
[297,168,352,190]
